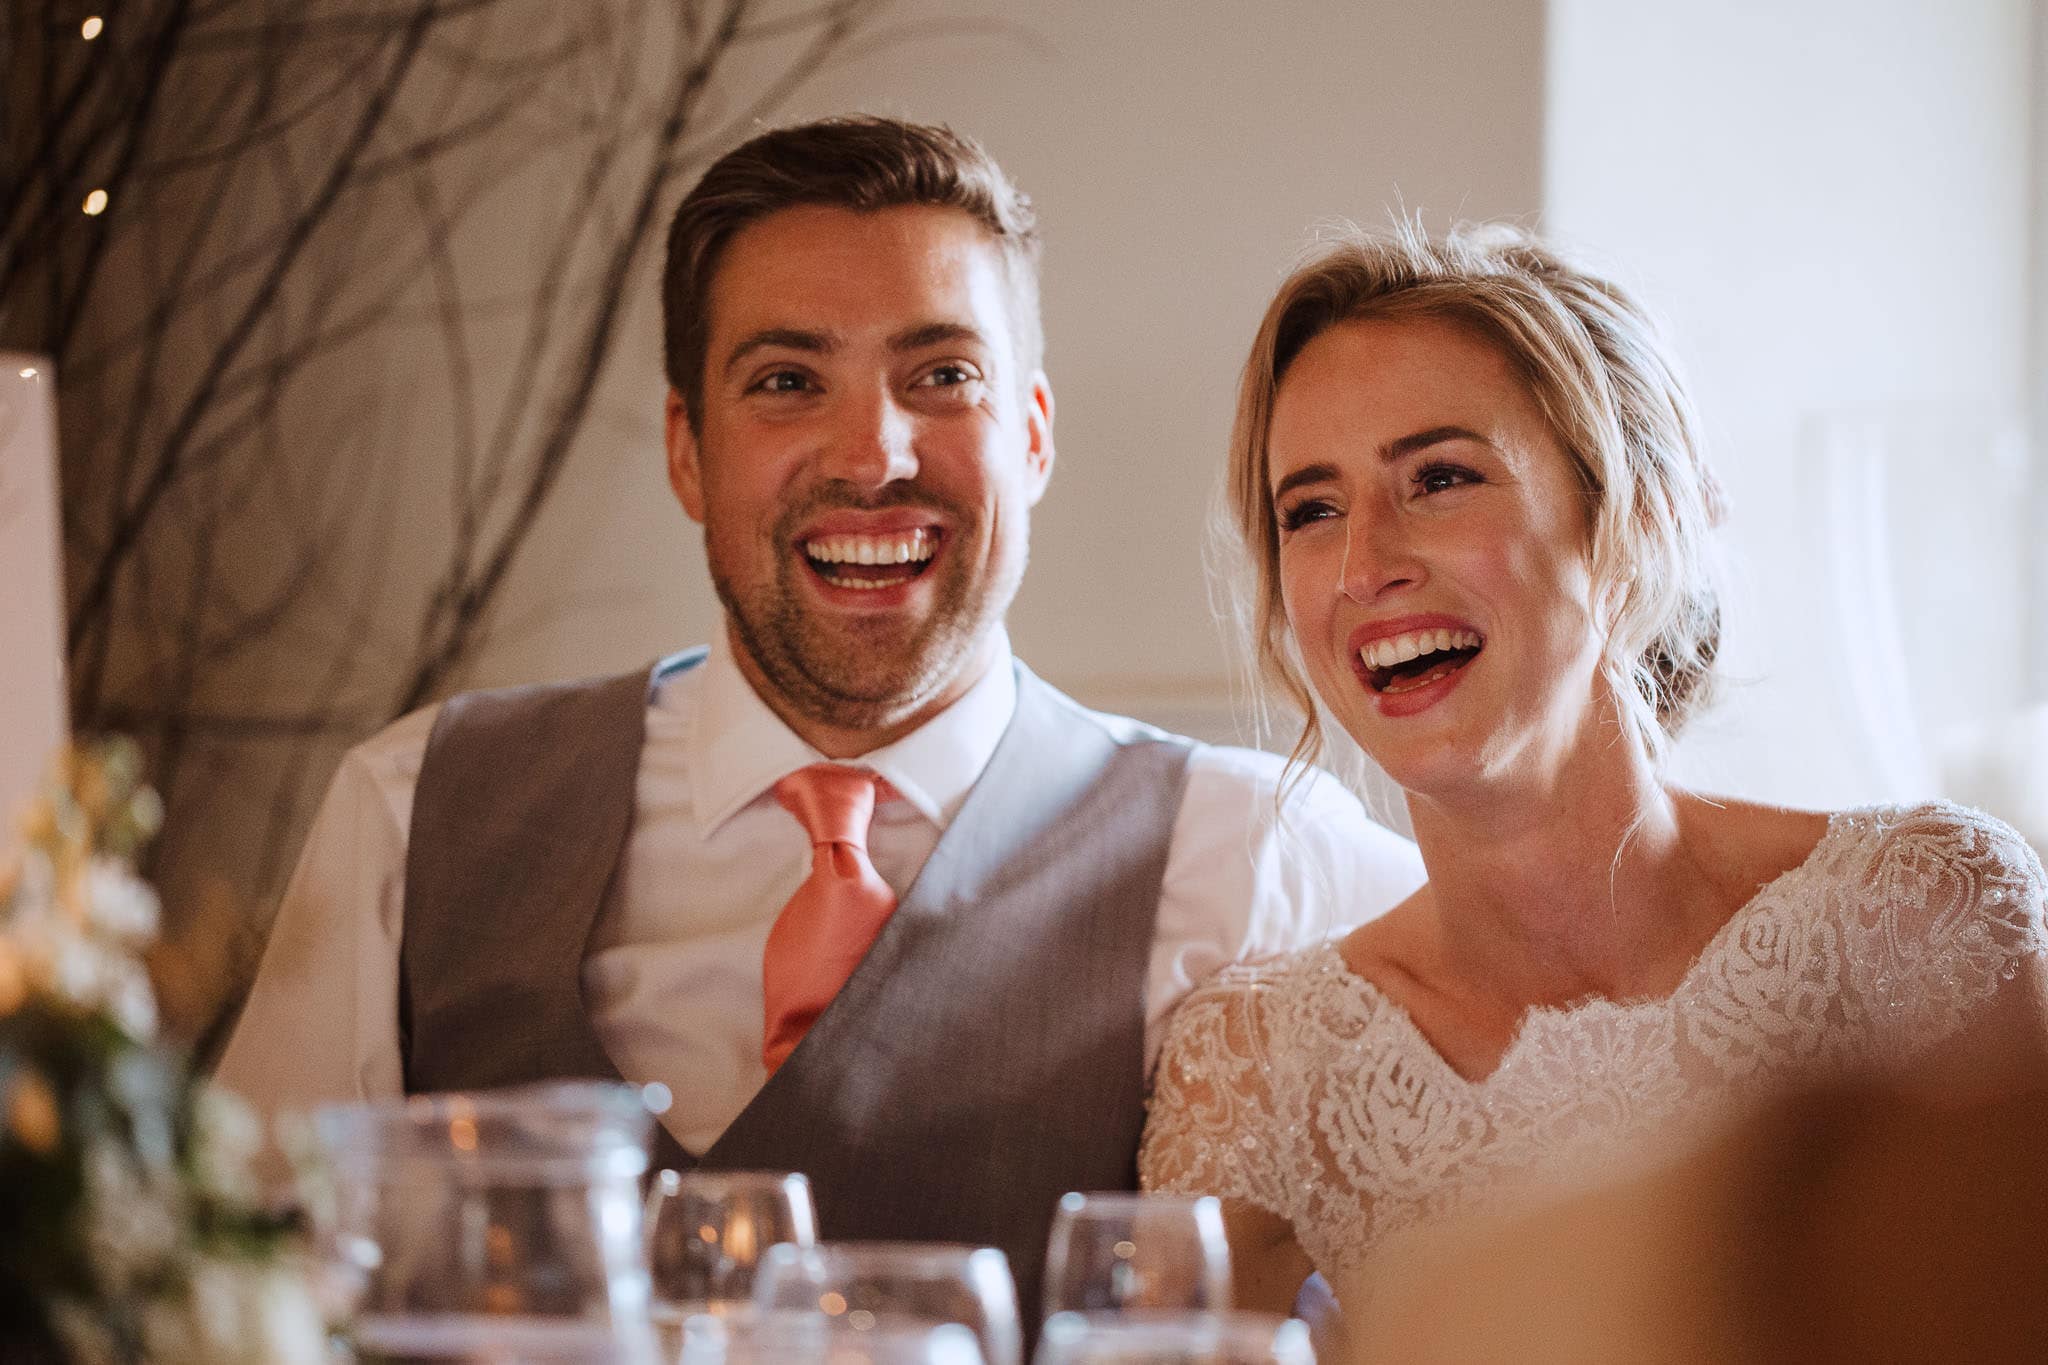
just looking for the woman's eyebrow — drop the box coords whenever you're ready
[1272,462,1341,501]
[1381,425,1491,461]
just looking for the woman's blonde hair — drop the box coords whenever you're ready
[1229,221,1723,772]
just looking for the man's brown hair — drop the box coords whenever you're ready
[662,115,1042,433]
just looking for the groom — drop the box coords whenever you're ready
[217,116,1422,1316]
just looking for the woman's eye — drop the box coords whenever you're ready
[1414,463,1479,495]
[1277,499,1336,532]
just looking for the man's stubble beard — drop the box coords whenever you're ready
[712,511,1026,735]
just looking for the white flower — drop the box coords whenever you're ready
[11,847,56,915]
[83,856,160,940]
[52,933,116,1005]
[244,1263,329,1365]
[148,1257,328,1365]
[48,934,158,1040]
[82,1136,184,1294]
[105,959,158,1041]
[191,1085,265,1204]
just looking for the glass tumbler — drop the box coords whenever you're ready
[754,1242,1023,1365]
[1034,1311,1315,1364]
[313,1080,660,1363]
[678,1309,987,1364]
[1041,1193,1232,1318]
[645,1169,817,1351]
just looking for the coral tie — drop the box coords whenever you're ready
[762,764,898,1074]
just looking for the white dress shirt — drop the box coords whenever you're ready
[215,634,1424,1153]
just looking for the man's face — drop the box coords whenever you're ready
[666,203,1054,750]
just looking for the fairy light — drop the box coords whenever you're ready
[82,16,104,40]
[82,189,108,216]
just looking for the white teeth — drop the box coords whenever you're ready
[803,530,936,566]
[1359,628,1482,672]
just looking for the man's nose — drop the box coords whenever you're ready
[1339,511,1424,605]
[820,385,919,488]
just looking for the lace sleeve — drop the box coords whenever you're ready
[1140,970,1299,1227]
[1844,802,2048,1056]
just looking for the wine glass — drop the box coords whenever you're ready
[753,1242,1024,1365]
[1041,1193,1232,1318]
[645,1170,817,1350]
[1034,1311,1314,1364]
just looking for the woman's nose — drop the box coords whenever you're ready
[1339,513,1423,604]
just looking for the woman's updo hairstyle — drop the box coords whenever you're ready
[1228,221,1724,770]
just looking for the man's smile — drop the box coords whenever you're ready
[799,527,940,590]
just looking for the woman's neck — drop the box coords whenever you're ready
[1403,729,1731,1010]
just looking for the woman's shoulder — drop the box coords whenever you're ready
[1167,944,1349,1042]
[1687,793,2043,917]
[1676,793,1832,901]
[1828,799,2044,887]
[1160,943,1392,1072]
[1805,799,2047,952]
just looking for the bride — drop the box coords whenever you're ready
[1140,223,2048,1313]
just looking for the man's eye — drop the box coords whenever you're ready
[752,370,812,394]
[917,363,978,388]
[1415,463,1479,495]
[1277,499,1336,532]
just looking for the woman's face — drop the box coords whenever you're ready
[1267,314,1609,798]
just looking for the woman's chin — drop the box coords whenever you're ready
[1339,719,1472,794]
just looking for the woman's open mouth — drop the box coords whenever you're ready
[1361,628,1483,694]
[799,528,940,591]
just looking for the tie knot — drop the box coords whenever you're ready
[773,764,884,849]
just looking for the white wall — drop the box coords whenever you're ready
[2030,2,2048,700]
[191,0,2037,827]
[476,0,1545,738]
[1546,0,2038,810]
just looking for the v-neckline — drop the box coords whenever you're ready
[1322,809,1851,1089]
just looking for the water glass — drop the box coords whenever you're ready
[754,1242,1024,1365]
[646,1169,817,1350]
[313,1080,660,1363]
[1034,1311,1314,1364]
[678,1308,987,1364]
[1041,1193,1232,1318]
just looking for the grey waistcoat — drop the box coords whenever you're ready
[399,655,1194,1324]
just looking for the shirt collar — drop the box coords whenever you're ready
[678,629,1017,835]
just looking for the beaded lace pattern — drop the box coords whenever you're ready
[1140,802,2048,1277]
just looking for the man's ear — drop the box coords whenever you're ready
[1022,370,1056,507]
[665,388,706,524]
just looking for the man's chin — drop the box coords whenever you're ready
[720,574,1005,736]
[793,645,977,716]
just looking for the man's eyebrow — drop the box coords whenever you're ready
[723,328,834,376]
[890,321,985,352]
[1384,425,1491,460]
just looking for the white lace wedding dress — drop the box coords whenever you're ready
[1140,801,2048,1281]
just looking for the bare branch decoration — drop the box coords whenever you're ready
[2,0,894,1045]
